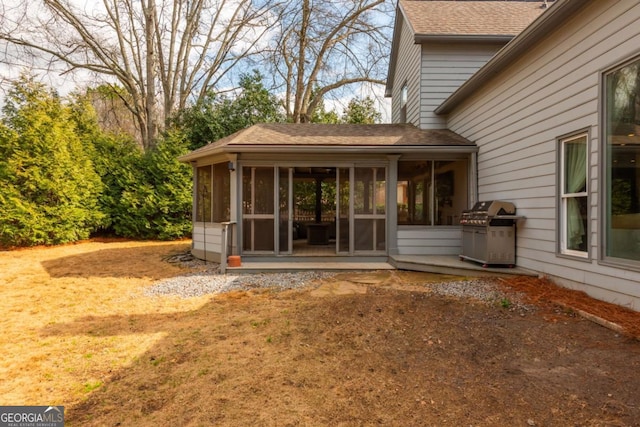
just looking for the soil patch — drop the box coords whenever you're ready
[1,240,640,426]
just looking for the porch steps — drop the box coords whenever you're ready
[226,261,394,274]
[390,255,538,278]
[225,255,538,277]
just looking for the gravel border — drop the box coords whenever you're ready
[144,270,336,298]
[149,252,533,311]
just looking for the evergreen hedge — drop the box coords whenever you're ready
[0,76,193,247]
[0,78,103,246]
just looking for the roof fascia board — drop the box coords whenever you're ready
[179,149,224,162]
[415,34,514,44]
[207,145,478,155]
[180,145,479,163]
[435,0,588,115]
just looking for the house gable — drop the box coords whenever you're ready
[386,1,547,130]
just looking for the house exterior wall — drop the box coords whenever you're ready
[446,0,640,310]
[420,43,503,129]
[390,14,421,126]
[397,228,462,255]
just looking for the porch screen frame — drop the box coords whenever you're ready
[337,167,354,254]
[397,157,470,227]
[195,162,231,224]
[241,166,276,254]
[278,167,294,255]
[353,165,387,254]
[239,161,389,256]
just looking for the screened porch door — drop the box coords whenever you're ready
[336,166,387,254]
[353,166,386,253]
[242,165,386,256]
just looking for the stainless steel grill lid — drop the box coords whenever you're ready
[460,200,520,266]
[460,200,516,225]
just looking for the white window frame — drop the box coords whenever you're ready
[559,132,589,258]
[399,83,408,123]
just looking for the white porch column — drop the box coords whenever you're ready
[387,155,400,255]
[228,154,238,255]
[470,151,478,207]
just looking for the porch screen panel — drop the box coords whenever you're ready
[254,167,275,214]
[397,161,431,225]
[338,168,350,253]
[196,165,212,222]
[397,160,467,226]
[212,163,231,222]
[253,219,275,251]
[242,167,275,253]
[355,167,374,215]
[279,167,291,253]
[434,160,468,226]
[354,167,386,252]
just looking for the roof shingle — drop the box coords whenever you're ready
[401,1,549,37]
[180,123,474,161]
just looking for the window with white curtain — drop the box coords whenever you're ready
[400,83,408,123]
[560,133,588,256]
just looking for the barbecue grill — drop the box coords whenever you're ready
[459,200,520,267]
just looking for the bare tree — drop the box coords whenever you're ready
[264,0,392,123]
[0,0,278,149]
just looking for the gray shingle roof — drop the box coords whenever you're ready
[180,123,474,161]
[401,1,548,37]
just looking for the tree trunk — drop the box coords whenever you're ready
[143,0,158,149]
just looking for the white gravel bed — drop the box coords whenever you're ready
[429,278,505,302]
[429,278,532,310]
[144,270,336,298]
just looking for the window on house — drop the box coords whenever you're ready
[195,162,230,223]
[604,57,640,263]
[397,160,467,226]
[559,133,588,256]
[400,83,408,123]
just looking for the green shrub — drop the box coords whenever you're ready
[0,77,103,246]
[91,130,192,240]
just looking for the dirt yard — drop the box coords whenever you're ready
[1,240,640,426]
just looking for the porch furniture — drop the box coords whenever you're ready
[307,223,330,245]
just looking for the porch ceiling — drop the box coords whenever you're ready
[179,123,476,162]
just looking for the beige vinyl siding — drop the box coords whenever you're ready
[192,223,223,262]
[397,228,462,255]
[447,0,640,309]
[391,15,421,126]
[420,44,503,129]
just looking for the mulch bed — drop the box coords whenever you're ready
[498,276,640,339]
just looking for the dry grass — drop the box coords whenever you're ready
[0,240,201,405]
[2,240,640,426]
